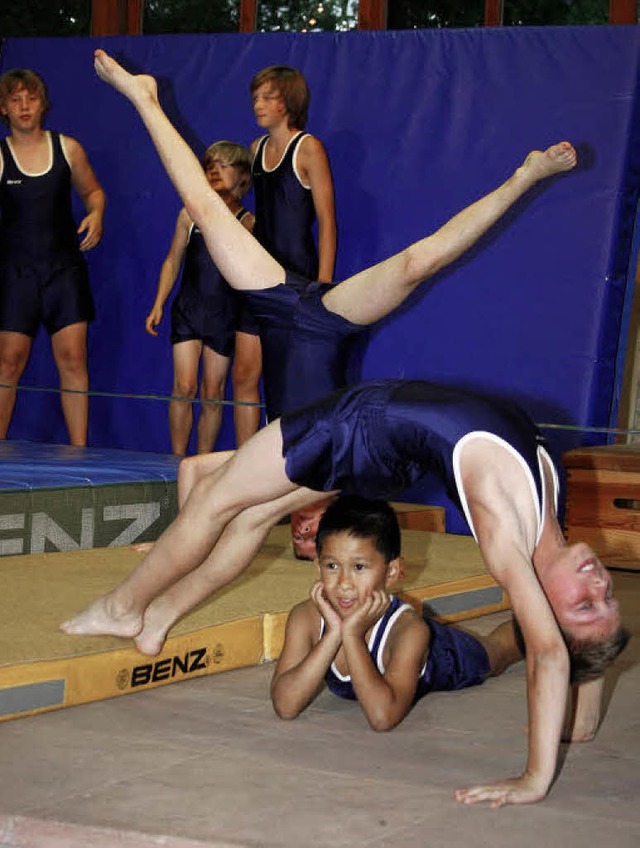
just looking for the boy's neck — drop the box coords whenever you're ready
[267,123,300,148]
[222,195,242,215]
[10,124,46,147]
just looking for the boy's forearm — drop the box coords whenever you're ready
[316,219,336,282]
[272,632,340,719]
[342,633,402,731]
[84,187,106,218]
[155,260,179,304]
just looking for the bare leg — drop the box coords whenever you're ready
[131,448,235,554]
[197,346,230,454]
[322,143,577,325]
[135,486,333,655]
[178,450,234,508]
[60,421,296,637]
[169,340,201,456]
[232,331,262,446]
[93,50,284,292]
[0,331,31,438]
[51,322,89,447]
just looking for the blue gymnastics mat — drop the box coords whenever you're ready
[0,441,180,556]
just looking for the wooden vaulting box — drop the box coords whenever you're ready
[562,444,640,570]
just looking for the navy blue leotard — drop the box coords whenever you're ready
[241,273,362,420]
[170,208,249,356]
[0,131,93,336]
[252,132,318,280]
[281,379,558,541]
[322,596,490,701]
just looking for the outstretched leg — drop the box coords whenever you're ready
[93,50,284,292]
[60,420,298,639]
[131,448,234,554]
[134,486,334,655]
[322,143,577,325]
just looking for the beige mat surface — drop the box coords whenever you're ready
[0,527,506,720]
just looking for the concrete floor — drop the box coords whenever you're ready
[0,572,638,848]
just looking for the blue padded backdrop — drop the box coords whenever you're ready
[1,27,640,532]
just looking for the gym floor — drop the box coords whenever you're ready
[0,571,638,848]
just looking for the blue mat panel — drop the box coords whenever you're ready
[0,442,180,555]
[0,441,179,490]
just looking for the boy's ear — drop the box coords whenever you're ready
[385,557,403,588]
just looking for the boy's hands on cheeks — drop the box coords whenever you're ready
[310,581,342,636]
[342,590,390,640]
[454,772,549,808]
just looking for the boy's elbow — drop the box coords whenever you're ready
[273,704,300,721]
[366,707,400,733]
[369,719,395,733]
[272,700,301,721]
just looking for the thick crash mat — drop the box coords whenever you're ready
[0,526,507,721]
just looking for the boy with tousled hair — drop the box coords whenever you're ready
[0,69,50,118]
[0,67,105,446]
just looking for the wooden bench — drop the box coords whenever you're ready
[562,444,640,570]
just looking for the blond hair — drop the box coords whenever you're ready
[203,140,253,198]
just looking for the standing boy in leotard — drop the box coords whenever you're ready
[272,495,522,731]
[145,141,255,455]
[0,69,105,445]
[250,64,336,284]
[250,64,338,534]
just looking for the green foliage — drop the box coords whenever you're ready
[388,0,485,29]
[0,0,613,40]
[504,0,608,25]
[387,0,608,29]
[0,0,90,37]
[257,1,358,32]
[143,0,239,34]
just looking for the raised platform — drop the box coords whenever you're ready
[0,525,507,722]
[0,441,181,555]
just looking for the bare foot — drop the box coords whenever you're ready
[94,49,158,105]
[520,141,577,184]
[134,604,171,656]
[60,595,143,639]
